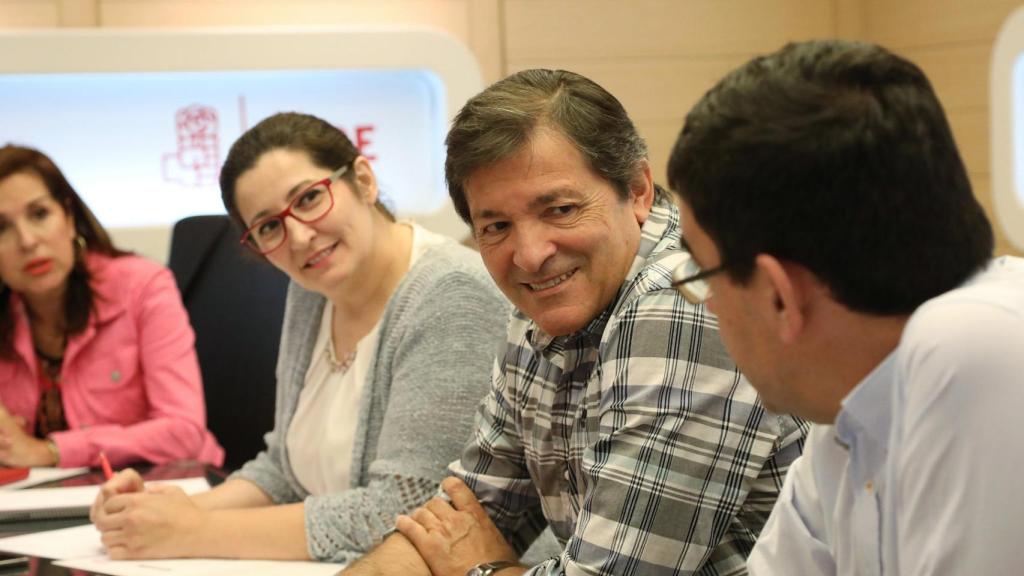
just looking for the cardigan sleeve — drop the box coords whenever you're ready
[230,283,319,505]
[302,265,509,563]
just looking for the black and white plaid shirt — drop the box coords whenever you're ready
[450,191,808,576]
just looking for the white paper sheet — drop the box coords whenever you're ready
[57,557,345,576]
[0,467,90,491]
[0,477,210,521]
[0,524,102,559]
[0,524,344,575]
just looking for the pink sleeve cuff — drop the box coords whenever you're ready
[47,430,93,468]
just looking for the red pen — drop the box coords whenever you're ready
[99,451,114,480]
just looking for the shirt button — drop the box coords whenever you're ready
[865,480,874,492]
[563,469,570,481]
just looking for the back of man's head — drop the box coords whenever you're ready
[446,68,648,224]
[668,39,993,315]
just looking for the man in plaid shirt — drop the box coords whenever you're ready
[344,69,806,576]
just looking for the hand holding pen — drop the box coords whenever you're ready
[90,454,145,524]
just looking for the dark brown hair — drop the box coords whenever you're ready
[219,112,394,232]
[668,40,993,314]
[445,69,649,225]
[0,144,126,357]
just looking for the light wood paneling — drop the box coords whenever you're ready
[503,0,840,194]
[467,0,502,82]
[862,0,1020,48]
[506,55,752,124]
[833,0,864,39]
[59,0,98,26]
[0,0,60,27]
[948,110,989,177]
[896,43,991,112]
[98,0,498,84]
[504,0,835,61]
[969,176,1017,257]
[635,118,686,188]
[99,0,471,35]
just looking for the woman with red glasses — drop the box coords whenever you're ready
[0,144,223,469]
[91,112,509,564]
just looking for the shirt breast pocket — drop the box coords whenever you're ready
[71,348,143,423]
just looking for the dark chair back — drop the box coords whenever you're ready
[168,215,289,472]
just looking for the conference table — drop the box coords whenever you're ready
[0,461,226,576]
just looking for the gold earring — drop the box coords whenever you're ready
[74,235,87,255]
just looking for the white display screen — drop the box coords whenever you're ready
[0,68,447,228]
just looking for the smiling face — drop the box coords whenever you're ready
[466,127,653,337]
[233,148,376,296]
[0,171,77,304]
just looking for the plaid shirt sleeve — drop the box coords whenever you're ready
[449,355,551,555]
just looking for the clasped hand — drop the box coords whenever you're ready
[0,403,52,467]
[90,468,205,559]
[395,477,520,576]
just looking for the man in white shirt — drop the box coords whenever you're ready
[665,39,1024,575]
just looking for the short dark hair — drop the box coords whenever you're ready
[0,144,126,358]
[668,40,993,315]
[219,112,393,229]
[446,69,648,224]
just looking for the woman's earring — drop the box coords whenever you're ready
[74,235,87,256]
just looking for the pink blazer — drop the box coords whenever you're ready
[0,253,224,468]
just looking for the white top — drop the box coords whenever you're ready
[748,256,1024,576]
[286,223,450,495]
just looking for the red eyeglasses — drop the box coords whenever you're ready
[240,164,350,255]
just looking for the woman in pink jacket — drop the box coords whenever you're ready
[0,145,223,469]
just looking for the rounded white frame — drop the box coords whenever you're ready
[992,7,1024,251]
[0,27,483,259]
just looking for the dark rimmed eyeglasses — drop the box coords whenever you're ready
[240,164,350,255]
[671,257,727,304]
[671,238,728,304]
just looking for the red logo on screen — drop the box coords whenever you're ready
[162,105,220,187]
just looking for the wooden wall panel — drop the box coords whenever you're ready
[0,1,60,27]
[947,110,989,177]
[970,177,1017,257]
[862,0,1020,48]
[896,44,991,112]
[99,1,471,35]
[504,0,834,61]
[97,0,502,83]
[504,0,838,195]
[506,55,750,124]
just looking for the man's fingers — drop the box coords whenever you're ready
[442,477,489,520]
[394,514,432,550]
[424,497,458,521]
[410,506,443,532]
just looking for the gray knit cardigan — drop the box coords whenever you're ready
[232,240,509,562]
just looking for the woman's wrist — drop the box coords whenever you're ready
[43,437,61,466]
